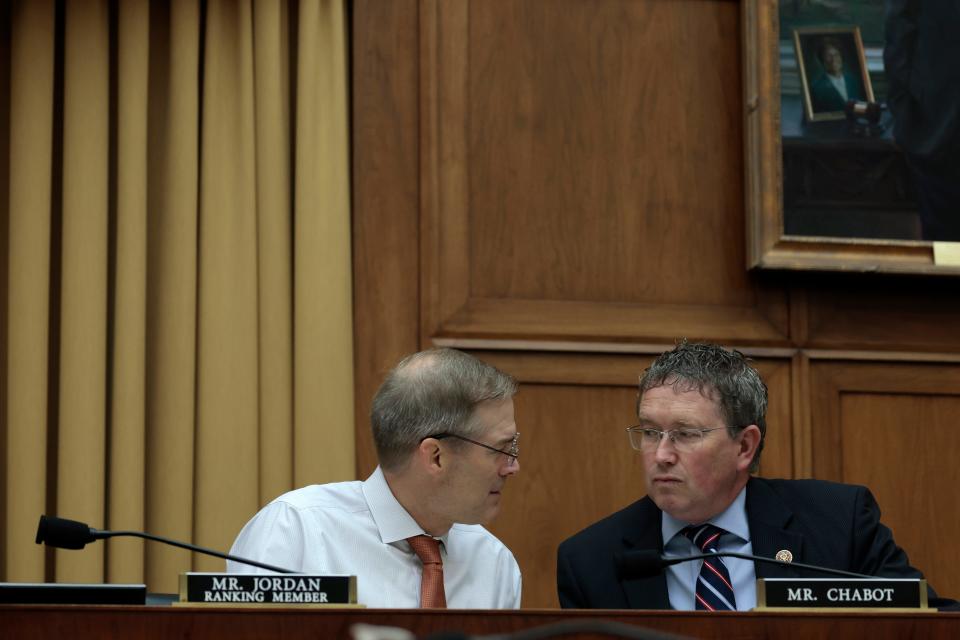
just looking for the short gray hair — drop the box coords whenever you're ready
[639,341,767,472]
[371,348,517,471]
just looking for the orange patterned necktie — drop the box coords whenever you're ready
[407,535,447,608]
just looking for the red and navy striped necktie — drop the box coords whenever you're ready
[681,524,737,611]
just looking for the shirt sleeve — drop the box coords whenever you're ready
[227,500,309,574]
[488,542,522,609]
[507,553,522,609]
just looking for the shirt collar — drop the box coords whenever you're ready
[362,466,449,547]
[662,484,750,546]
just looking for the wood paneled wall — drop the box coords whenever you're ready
[352,0,960,608]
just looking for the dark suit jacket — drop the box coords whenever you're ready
[884,0,960,164]
[557,478,952,609]
[809,70,863,113]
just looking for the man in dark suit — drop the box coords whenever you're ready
[557,342,952,610]
[884,0,960,240]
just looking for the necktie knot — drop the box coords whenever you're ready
[681,523,727,553]
[407,535,443,564]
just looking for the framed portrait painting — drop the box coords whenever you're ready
[742,1,960,275]
[793,27,875,122]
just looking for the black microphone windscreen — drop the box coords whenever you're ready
[35,515,95,550]
[615,549,667,579]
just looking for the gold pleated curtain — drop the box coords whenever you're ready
[0,0,355,593]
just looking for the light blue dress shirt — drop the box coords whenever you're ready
[662,486,757,611]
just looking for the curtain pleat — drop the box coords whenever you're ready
[195,0,261,572]
[252,0,295,506]
[1,0,354,593]
[144,0,200,593]
[56,0,111,583]
[107,0,150,584]
[294,0,354,487]
[4,0,55,582]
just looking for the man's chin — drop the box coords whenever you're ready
[649,489,686,515]
[480,501,502,524]
[459,505,500,527]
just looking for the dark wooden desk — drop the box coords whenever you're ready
[780,95,921,241]
[2,605,959,639]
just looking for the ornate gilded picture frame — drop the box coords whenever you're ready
[741,0,960,275]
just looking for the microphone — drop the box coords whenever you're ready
[35,515,295,574]
[615,549,875,580]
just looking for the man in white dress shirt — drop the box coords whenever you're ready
[228,348,522,608]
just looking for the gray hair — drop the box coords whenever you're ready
[639,341,767,472]
[371,348,517,471]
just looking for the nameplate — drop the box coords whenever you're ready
[756,578,928,610]
[0,582,146,605]
[178,573,357,605]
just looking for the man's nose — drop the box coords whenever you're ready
[654,435,677,462]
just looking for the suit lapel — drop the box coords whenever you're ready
[620,498,672,609]
[746,478,804,579]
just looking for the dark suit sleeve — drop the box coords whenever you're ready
[851,486,959,610]
[884,0,919,106]
[850,486,921,578]
[556,542,586,608]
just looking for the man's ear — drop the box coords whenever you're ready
[736,425,762,471]
[417,437,445,475]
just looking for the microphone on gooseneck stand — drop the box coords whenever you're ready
[614,548,875,580]
[35,514,295,574]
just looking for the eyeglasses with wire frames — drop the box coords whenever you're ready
[626,425,744,453]
[425,432,520,464]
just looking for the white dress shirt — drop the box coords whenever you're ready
[827,73,850,101]
[227,466,522,608]
[661,486,757,611]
